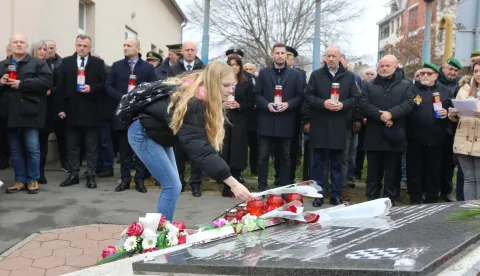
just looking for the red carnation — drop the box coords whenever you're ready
[159,215,167,227]
[126,222,144,236]
[178,235,187,245]
[101,246,116,258]
[173,221,186,232]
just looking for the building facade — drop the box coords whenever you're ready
[0,0,186,65]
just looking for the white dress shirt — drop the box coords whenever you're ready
[77,55,89,68]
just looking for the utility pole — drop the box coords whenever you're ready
[422,0,434,63]
[201,0,210,65]
[312,0,321,70]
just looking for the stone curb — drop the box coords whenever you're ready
[0,232,38,257]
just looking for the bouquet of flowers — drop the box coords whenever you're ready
[97,213,190,265]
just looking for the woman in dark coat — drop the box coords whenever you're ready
[29,40,56,184]
[221,54,253,197]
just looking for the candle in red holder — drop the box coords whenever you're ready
[127,75,136,93]
[247,197,265,216]
[432,92,442,119]
[77,67,85,91]
[274,85,283,111]
[7,65,17,80]
[286,193,304,205]
[224,209,237,222]
[236,203,247,221]
[267,194,285,210]
[330,83,340,104]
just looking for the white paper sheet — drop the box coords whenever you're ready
[452,99,478,117]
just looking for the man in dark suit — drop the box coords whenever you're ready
[106,37,158,193]
[255,43,304,192]
[304,46,357,207]
[57,35,107,189]
[167,41,206,194]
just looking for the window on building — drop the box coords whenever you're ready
[78,1,86,34]
[380,25,390,40]
[125,27,137,39]
[409,7,418,27]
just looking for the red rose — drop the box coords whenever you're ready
[173,221,186,232]
[101,246,116,258]
[304,213,320,223]
[159,215,167,227]
[285,205,297,213]
[178,235,187,245]
[126,222,144,236]
[142,248,158,253]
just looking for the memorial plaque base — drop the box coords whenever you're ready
[133,202,480,276]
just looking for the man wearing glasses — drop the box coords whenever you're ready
[405,63,450,204]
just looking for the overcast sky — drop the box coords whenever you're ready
[177,0,388,66]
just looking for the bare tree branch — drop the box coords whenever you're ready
[185,0,363,67]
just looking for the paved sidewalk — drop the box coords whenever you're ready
[0,224,126,276]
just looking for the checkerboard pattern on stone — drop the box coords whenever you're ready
[345,248,407,260]
[0,224,126,276]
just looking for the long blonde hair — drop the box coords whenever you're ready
[469,60,480,98]
[168,61,233,151]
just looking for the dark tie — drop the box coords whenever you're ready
[186,64,192,72]
[129,61,134,73]
[80,57,85,68]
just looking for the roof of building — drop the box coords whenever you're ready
[169,0,187,22]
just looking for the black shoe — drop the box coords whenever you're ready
[60,174,79,187]
[135,180,147,193]
[329,197,343,206]
[181,183,186,192]
[238,177,246,184]
[347,182,356,189]
[154,181,161,187]
[97,169,114,178]
[38,175,48,184]
[274,179,280,186]
[222,184,234,198]
[442,193,456,202]
[115,180,131,192]
[87,176,97,189]
[312,198,324,207]
[191,183,202,197]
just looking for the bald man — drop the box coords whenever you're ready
[168,40,205,77]
[360,54,414,205]
[167,40,206,196]
[1,34,52,194]
[304,45,357,207]
[105,37,158,194]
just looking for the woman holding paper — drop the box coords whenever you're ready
[449,60,480,200]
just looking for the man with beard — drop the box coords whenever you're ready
[255,43,303,192]
[407,63,450,204]
[438,57,462,202]
[360,55,414,205]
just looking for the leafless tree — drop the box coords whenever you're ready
[186,0,363,67]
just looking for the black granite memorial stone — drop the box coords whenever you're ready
[133,202,480,276]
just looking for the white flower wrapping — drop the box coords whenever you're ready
[251,180,323,198]
[260,201,306,222]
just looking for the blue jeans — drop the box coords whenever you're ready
[128,120,181,222]
[7,128,40,183]
[312,148,343,199]
[97,120,114,171]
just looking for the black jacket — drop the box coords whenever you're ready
[106,56,158,130]
[255,65,304,138]
[57,53,107,127]
[360,68,414,152]
[222,79,254,170]
[304,63,357,149]
[0,54,52,128]
[407,82,450,146]
[138,97,175,147]
[41,58,59,133]
[168,57,205,77]
[176,98,232,182]
[156,57,172,80]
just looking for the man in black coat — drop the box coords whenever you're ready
[304,45,357,207]
[406,62,450,204]
[106,37,158,193]
[145,51,164,80]
[156,44,182,81]
[168,41,206,194]
[255,43,303,191]
[360,55,414,204]
[0,34,53,194]
[57,35,107,189]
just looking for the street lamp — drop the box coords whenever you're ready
[201,0,211,65]
[422,0,435,63]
